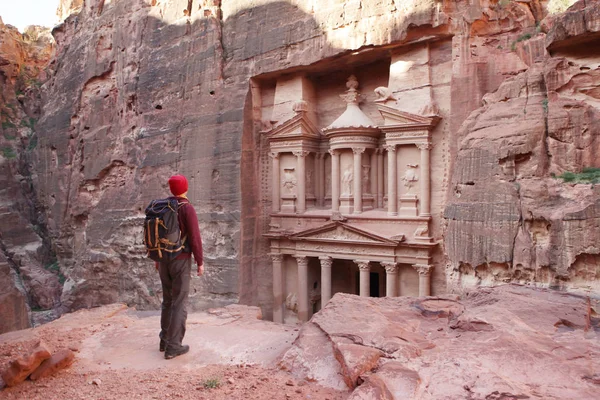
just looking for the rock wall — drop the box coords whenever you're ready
[445,1,600,294]
[0,22,57,333]
[1,0,599,332]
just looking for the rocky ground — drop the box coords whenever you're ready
[1,285,599,399]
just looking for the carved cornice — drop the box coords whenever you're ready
[377,104,440,130]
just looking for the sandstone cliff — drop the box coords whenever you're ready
[2,0,599,333]
[0,22,57,333]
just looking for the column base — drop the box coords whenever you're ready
[281,195,296,213]
[399,194,418,217]
[339,195,354,214]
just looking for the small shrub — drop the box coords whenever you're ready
[3,133,16,140]
[557,168,600,184]
[202,378,220,389]
[2,146,16,159]
[2,120,16,130]
[542,98,549,113]
[27,135,38,151]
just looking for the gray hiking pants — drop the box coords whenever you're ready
[158,257,191,348]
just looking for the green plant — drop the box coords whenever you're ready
[499,0,511,8]
[557,168,600,184]
[2,120,16,130]
[3,133,16,140]
[27,135,38,151]
[542,98,549,113]
[202,378,220,389]
[2,146,16,159]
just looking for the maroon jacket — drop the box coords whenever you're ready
[170,196,203,265]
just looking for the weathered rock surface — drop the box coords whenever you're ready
[445,1,600,294]
[0,342,51,387]
[282,286,600,399]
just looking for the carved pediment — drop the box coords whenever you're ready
[265,112,321,142]
[377,104,440,129]
[289,222,403,246]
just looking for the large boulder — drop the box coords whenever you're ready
[281,286,600,399]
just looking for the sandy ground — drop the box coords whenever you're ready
[0,305,348,399]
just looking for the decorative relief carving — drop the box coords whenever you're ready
[330,136,378,145]
[402,163,419,192]
[310,227,378,243]
[355,260,371,270]
[328,149,339,157]
[293,150,310,158]
[269,152,280,159]
[352,147,366,155]
[270,254,284,263]
[384,145,396,153]
[374,87,395,103]
[295,255,308,266]
[413,264,433,276]
[385,131,429,139]
[414,225,429,237]
[318,256,333,268]
[282,168,297,194]
[341,165,353,195]
[293,100,309,113]
[416,142,433,150]
[381,262,398,273]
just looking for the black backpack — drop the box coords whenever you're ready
[143,198,187,262]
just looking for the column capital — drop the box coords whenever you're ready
[295,255,309,266]
[381,261,398,273]
[318,256,333,268]
[328,149,340,157]
[269,151,281,159]
[416,142,433,150]
[352,147,366,155]
[413,264,433,276]
[293,150,310,158]
[384,144,396,153]
[376,148,386,155]
[270,253,284,263]
[355,260,371,270]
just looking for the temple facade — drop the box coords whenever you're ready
[258,45,447,323]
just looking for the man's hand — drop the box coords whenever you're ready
[197,263,204,276]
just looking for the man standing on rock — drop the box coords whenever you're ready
[157,174,204,360]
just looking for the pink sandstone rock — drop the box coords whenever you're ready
[0,342,52,387]
[29,349,75,381]
[281,286,600,398]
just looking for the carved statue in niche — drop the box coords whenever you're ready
[362,165,370,194]
[342,165,353,195]
[285,292,298,313]
[402,163,419,193]
[282,168,297,194]
[374,86,396,103]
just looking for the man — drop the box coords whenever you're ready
[157,174,204,360]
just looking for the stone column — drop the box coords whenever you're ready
[385,145,398,216]
[293,151,309,214]
[296,256,309,321]
[370,150,377,196]
[270,152,280,212]
[381,262,398,297]
[417,143,432,217]
[316,153,325,207]
[355,260,371,297]
[329,149,340,212]
[377,148,384,208]
[319,256,333,306]
[413,264,433,296]
[353,147,365,214]
[271,254,284,323]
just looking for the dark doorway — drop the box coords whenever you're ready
[370,272,380,297]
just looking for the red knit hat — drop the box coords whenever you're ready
[168,174,188,196]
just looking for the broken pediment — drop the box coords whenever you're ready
[377,104,440,129]
[265,111,321,142]
[289,222,403,246]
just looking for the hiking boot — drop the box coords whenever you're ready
[159,340,166,352]
[164,344,189,360]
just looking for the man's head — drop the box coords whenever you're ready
[168,174,188,196]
